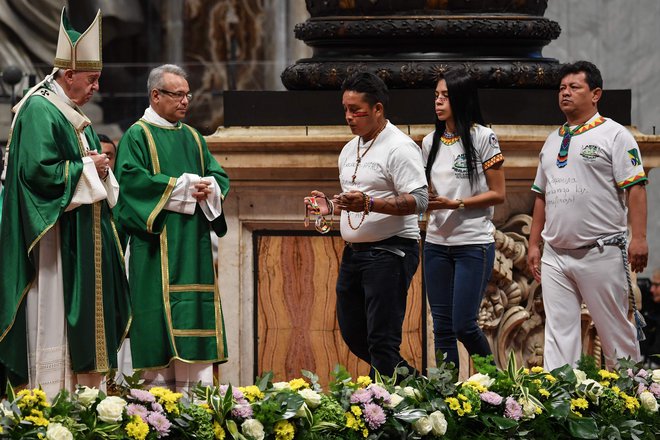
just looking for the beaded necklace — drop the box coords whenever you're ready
[351,123,386,183]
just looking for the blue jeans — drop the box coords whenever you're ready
[423,242,494,369]
[336,240,419,377]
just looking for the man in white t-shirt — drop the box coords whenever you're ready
[306,72,428,378]
[527,61,648,370]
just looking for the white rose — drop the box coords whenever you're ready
[77,386,100,407]
[520,398,538,419]
[466,373,495,388]
[46,422,73,440]
[386,393,404,409]
[96,396,127,423]
[429,411,448,436]
[639,391,659,413]
[272,382,290,391]
[402,386,421,399]
[652,369,660,383]
[412,416,432,435]
[298,388,321,409]
[242,419,265,440]
[573,369,587,385]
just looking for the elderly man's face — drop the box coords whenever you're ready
[64,70,100,106]
[151,72,191,123]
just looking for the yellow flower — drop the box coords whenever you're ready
[362,428,369,438]
[611,386,620,394]
[570,397,588,416]
[239,385,265,402]
[523,368,530,375]
[531,366,545,374]
[464,381,487,393]
[357,376,372,388]
[351,405,362,417]
[214,421,226,440]
[544,374,556,383]
[598,370,619,381]
[532,379,542,386]
[126,416,150,440]
[458,393,468,401]
[274,420,295,440]
[463,402,472,414]
[288,378,309,391]
[24,415,49,426]
[539,388,550,398]
[620,393,640,414]
[346,412,359,430]
[445,397,460,411]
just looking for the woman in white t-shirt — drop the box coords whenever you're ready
[422,71,505,371]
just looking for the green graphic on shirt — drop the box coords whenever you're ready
[627,149,641,166]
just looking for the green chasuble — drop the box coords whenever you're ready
[0,91,131,388]
[114,119,230,369]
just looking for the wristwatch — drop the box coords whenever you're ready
[456,199,465,210]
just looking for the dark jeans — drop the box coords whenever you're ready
[424,242,494,370]
[336,239,419,377]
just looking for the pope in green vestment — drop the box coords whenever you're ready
[0,84,131,389]
[114,105,230,370]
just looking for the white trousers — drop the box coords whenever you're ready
[27,224,104,399]
[541,243,641,370]
[141,361,214,393]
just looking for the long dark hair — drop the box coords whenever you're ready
[425,70,485,188]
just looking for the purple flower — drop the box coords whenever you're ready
[504,397,522,421]
[126,403,149,421]
[627,368,634,378]
[636,369,648,379]
[480,391,503,406]
[147,411,172,437]
[649,382,660,397]
[151,402,164,413]
[368,384,391,404]
[129,389,156,403]
[362,403,386,430]
[350,389,372,405]
[637,383,648,395]
[231,403,253,419]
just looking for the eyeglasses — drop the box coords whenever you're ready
[158,89,193,101]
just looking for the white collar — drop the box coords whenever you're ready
[48,77,76,109]
[142,106,178,127]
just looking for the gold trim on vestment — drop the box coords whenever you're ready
[93,201,108,370]
[169,284,215,292]
[137,120,161,173]
[172,329,217,337]
[109,217,125,266]
[146,178,175,234]
[184,124,205,172]
[212,259,225,358]
[53,59,103,71]
[160,226,179,358]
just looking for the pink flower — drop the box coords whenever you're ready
[637,383,648,395]
[350,388,372,404]
[636,369,648,379]
[368,384,391,404]
[126,403,149,421]
[362,402,386,430]
[129,389,156,403]
[504,397,522,421]
[147,411,172,437]
[649,382,660,397]
[480,391,503,406]
[231,403,253,419]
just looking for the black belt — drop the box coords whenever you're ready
[345,236,417,252]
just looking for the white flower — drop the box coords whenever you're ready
[272,382,291,391]
[77,386,100,407]
[386,393,404,408]
[652,369,660,383]
[466,373,495,388]
[573,369,587,385]
[412,416,432,435]
[298,388,321,409]
[520,398,539,419]
[1,404,14,419]
[429,410,448,436]
[96,396,127,423]
[242,419,265,440]
[402,386,421,399]
[639,391,659,413]
[46,422,73,440]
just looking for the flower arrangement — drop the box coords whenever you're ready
[0,354,658,440]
